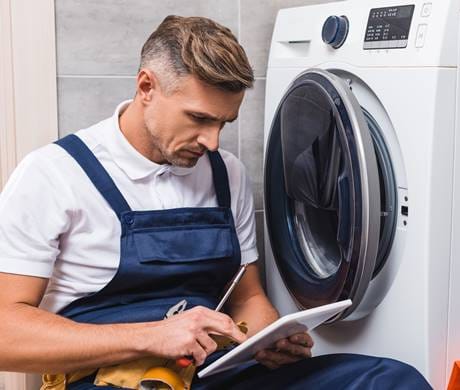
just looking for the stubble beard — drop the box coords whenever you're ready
[145,121,199,168]
[165,150,199,168]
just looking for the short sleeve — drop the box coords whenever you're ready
[0,149,73,277]
[232,159,259,265]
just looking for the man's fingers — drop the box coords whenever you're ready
[256,349,300,366]
[288,332,314,348]
[275,338,312,358]
[260,360,279,370]
[189,342,207,366]
[254,350,280,370]
[181,330,217,366]
[193,308,247,344]
[196,331,218,356]
[160,306,246,366]
[254,333,315,370]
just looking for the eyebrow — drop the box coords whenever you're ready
[187,111,238,123]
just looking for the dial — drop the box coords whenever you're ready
[322,15,349,49]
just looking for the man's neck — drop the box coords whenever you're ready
[118,100,164,164]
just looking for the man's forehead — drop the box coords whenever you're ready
[174,78,244,120]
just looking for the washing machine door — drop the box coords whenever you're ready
[264,68,381,321]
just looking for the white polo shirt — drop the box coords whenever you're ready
[0,100,258,313]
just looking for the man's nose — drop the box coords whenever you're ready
[197,126,220,152]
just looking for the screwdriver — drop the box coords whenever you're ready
[176,264,249,368]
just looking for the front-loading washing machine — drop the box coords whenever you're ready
[263,1,460,388]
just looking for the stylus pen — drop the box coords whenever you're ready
[215,263,248,312]
[176,264,248,368]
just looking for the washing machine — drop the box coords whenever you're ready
[263,1,460,388]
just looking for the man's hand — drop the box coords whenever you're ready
[254,332,314,370]
[144,306,247,366]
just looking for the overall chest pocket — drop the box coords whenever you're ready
[133,224,234,263]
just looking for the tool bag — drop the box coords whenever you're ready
[41,322,247,390]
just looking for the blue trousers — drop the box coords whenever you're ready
[68,354,432,389]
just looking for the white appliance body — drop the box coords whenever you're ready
[263,1,460,388]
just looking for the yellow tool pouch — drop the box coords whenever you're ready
[40,369,95,390]
[41,322,247,390]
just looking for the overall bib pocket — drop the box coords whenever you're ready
[133,224,234,263]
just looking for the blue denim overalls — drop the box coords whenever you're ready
[56,134,432,390]
[56,134,240,326]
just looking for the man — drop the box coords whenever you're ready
[0,15,430,389]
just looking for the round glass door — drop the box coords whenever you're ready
[265,69,387,320]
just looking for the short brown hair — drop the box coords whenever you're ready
[139,15,254,92]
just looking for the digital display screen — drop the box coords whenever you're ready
[364,5,415,50]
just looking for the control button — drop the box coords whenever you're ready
[322,15,349,49]
[421,3,432,17]
[415,24,428,48]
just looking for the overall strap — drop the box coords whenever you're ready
[55,134,131,219]
[207,151,231,208]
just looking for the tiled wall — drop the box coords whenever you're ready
[55,0,333,285]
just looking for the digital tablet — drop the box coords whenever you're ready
[197,299,352,378]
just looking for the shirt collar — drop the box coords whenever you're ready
[106,100,197,180]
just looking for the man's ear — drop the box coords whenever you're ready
[136,68,160,104]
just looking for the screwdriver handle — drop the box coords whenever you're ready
[175,356,193,367]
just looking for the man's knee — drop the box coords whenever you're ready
[332,354,432,389]
[377,357,432,389]
[288,354,432,389]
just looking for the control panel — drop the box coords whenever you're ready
[363,5,415,49]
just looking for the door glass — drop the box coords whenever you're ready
[280,83,351,279]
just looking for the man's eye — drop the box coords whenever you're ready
[191,115,208,122]
[190,115,206,122]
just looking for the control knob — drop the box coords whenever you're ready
[322,15,349,49]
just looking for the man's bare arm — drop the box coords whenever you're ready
[0,272,246,373]
[225,263,279,337]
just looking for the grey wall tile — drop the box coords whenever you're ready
[255,211,266,290]
[58,77,135,136]
[240,0,339,77]
[220,120,239,157]
[240,79,265,211]
[56,0,239,76]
